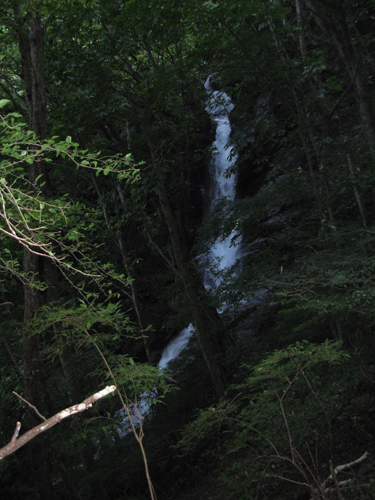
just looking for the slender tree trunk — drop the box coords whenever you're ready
[158,179,226,397]
[295,0,307,58]
[18,13,57,500]
[347,154,367,227]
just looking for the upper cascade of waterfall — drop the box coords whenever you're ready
[203,76,241,283]
[158,79,241,369]
[204,78,235,118]
[204,77,237,205]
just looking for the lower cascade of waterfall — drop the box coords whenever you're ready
[115,325,194,437]
[116,78,241,435]
[158,324,194,369]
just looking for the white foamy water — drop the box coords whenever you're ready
[158,324,194,369]
[203,77,241,285]
[158,78,241,363]
[204,78,236,204]
[116,325,194,436]
[116,78,241,434]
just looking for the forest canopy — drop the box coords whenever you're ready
[1,1,375,499]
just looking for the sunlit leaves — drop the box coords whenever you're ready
[0,109,141,292]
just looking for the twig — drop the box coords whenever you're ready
[10,422,21,443]
[145,229,175,271]
[13,391,47,421]
[322,451,369,488]
[2,339,23,379]
[274,475,310,487]
[44,5,61,28]
[329,451,369,478]
[89,334,157,500]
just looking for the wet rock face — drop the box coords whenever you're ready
[184,111,214,248]
[226,294,278,342]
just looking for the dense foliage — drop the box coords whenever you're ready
[1,0,375,498]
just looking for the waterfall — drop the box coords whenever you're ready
[158,77,241,368]
[158,324,194,369]
[116,79,240,435]
[203,77,241,288]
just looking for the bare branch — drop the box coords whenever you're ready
[316,451,370,497]
[2,339,23,379]
[0,385,116,460]
[329,451,369,478]
[13,391,47,421]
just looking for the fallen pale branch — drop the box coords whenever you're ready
[327,451,369,481]
[0,385,116,460]
[309,451,370,498]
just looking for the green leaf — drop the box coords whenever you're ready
[0,99,10,108]
[66,136,72,144]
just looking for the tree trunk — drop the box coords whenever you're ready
[17,13,57,500]
[142,93,231,396]
[347,154,367,227]
[158,179,227,397]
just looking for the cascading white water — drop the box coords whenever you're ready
[203,77,241,287]
[158,324,194,369]
[116,325,195,437]
[156,77,241,366]
[116,79,240,435]
[204,77,237,204]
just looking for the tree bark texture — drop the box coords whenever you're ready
[18,13,56,500]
